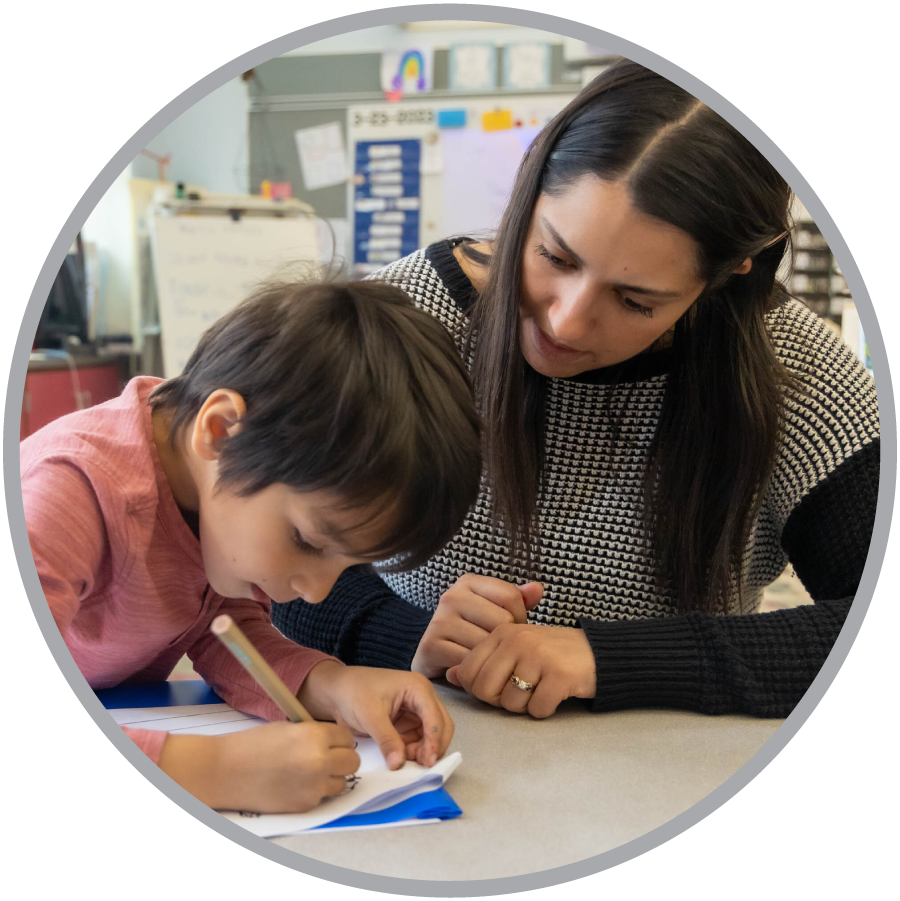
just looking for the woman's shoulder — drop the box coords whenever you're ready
[767,297,875,398]
[766,296,879,463]
[365,242,476,333]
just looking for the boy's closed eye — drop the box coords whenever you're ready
[291,527,324,557]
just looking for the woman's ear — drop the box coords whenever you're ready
[190,389,247,461]
[732,257,753,275]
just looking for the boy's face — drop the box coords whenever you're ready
[197,484,385,604]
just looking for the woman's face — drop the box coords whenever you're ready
[519,175,707,378]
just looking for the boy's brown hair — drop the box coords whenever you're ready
[150,279,481,570]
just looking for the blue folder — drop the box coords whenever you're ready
[96,680,462,830]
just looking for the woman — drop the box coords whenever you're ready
[272,59,879,719]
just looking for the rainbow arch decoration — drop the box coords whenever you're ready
[391,50,427,92]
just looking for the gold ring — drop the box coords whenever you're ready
[510,674,536,692]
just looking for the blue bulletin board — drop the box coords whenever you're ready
[353,138,421,274]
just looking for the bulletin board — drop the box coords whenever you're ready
[247,50,577,273]
[347,94,572,272]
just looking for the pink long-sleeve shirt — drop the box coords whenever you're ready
[20,377,336,763]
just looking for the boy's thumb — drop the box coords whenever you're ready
[519,581,544,610]
[368,715,406,770]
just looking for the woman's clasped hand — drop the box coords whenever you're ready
[412,574,597,717]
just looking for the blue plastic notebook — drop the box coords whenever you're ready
[96,680,462,831]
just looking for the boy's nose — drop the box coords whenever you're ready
[290,560,347,604]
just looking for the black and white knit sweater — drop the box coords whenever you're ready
[273,240,881,717]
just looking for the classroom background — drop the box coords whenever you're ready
[25,19,870,619]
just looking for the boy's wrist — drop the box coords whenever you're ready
[296,659,347,721]
[158,733,227,809]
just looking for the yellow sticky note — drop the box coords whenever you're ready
[482,109,513,131]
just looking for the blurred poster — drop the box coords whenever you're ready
[381,48,433,96]
[449,44,497,91]
[503,43,550,90]
[294,122,348,191]
[441,127,541,237]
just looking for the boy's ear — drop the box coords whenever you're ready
[191,389,247,461]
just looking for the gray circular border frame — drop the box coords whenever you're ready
[4,5,894,896]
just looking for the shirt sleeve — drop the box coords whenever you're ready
[187,595,342,721]
[20,458,109,636]
[271,566,431,670]
[577,430,878,719]
[123,726,169,764]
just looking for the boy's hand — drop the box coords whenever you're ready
[299,661,454,770]
[158,721,359,813]
[411,574,544,678]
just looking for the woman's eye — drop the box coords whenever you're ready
[292,528,323,557]
[536,244,572,269]
[621,295,654,318]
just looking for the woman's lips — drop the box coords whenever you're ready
[532,321,587,360]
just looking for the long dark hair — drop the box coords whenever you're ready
[466,59,794,613]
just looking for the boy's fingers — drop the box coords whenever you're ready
[323,722,358,748]
[362,711,407,770]
[329,747,361,776]
[445,664,461,686]
[407,691,451,767]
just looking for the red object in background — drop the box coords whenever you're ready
[270,182,292,199]
[21,363,123,441]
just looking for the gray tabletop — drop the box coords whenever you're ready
[272,683,783,881]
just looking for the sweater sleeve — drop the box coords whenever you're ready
[271,567,432,671]
[580,441,877,718]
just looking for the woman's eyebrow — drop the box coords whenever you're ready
[610,281,682,299]
[541,217,584,266]
[541,216,682,299]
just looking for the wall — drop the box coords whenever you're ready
[80,165,135,336]
[281,23,573,56]
[81,77,249,338]
[131,76,249,194]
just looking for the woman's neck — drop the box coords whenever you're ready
[452,241,491,294]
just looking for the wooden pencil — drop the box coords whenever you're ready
[210,614,315,723]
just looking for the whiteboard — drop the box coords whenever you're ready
[151,214,319,376]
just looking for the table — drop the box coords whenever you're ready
[273,683,784,881]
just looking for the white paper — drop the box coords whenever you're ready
[450,44,496,91]
[420,133,444,175]
[294,122,348,191]
[504,43,551,90]
[110,704,461,837]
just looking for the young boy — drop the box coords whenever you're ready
[21,279,481,814]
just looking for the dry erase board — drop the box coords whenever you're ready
[151,214,318,376]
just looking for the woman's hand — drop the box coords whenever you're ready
[411,574,544,678]
[158,721,359,813]
[446,624,597,718]
[299,661,454,770]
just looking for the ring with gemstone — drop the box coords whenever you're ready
[510,674,536,692]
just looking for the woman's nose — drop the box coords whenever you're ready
[546,285,595,344]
